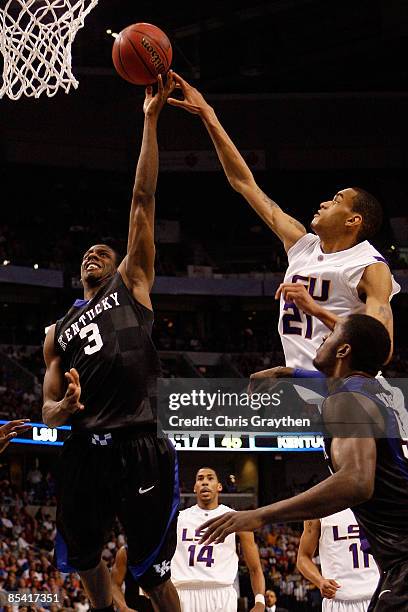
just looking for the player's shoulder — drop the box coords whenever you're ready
[287,233,319,260]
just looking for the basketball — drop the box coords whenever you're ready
[112,23,172,86]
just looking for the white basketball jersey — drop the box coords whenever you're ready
[279,234,400,369]
[319,509,379,601]
[171,504,238,588]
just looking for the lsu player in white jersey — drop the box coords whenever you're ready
[297,509,380,612]
[171,467,265,612]
[167,73,400,368]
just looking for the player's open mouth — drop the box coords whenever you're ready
[86,263,101,270]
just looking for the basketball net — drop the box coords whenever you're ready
[0,0,98,100]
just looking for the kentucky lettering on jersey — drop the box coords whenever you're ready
[319,509,379,601]
[323,376,408,571]
[279,234,400,369]
[54,272,161,432]
[57,292,120,351]
[171,504,238,588]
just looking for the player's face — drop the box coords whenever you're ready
[81,244,117,285]
[313,320,347,375]
[311,188,358,235]
[194,469,221,503]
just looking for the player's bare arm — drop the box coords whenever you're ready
[0,419,31,453]
[357,263,394,360]
[111,547,136,612]
[238,531,266,611]
[118,72,176,309]
[168,72,306,252]
[199,396,379,544]
[297,520,340,600]
[42,324,84,427]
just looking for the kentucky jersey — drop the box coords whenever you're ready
[171,504,238,588]
[323,376,408,571]
[54,272,161,431]
[319,509,379,600]
[279,234,400,369]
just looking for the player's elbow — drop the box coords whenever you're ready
[228,174,255,195]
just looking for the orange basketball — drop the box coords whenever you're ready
[112,23,172,85]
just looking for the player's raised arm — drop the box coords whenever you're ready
[168,72,306,252]
[297,520,340,600]
[42,325,84,427]
[118,72,176,309]
[238,531,266,611]
[358,263,394,361]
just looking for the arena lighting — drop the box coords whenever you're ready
[33,263,39,269]
[3,260,10,265]
[106,29,118,39]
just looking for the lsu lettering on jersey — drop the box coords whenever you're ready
[319,509,379,601]
[279,234,400,369]
[171,504,237,588]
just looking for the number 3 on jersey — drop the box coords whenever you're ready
[79,323,103,355]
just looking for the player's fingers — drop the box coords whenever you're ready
[167,98,188,108]
[157,73,163,93]
[171,71,187,86]
[274,284,283,299]
[70,368,80,385]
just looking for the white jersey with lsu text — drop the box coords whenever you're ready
[171,504,237,588]
[319,509,379,601]
[279,233,400,369]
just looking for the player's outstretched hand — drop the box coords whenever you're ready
[143,70,176,117]
[167,71,210,115]
[275,282,321,317]
[199,509,264,545]
[63,368,84,414]
[319,578,341,599]
[0,419,31,453]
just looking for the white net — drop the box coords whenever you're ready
[0,0,98,100]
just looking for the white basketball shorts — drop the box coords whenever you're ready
[177,585,237,612]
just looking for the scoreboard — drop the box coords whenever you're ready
[0,421,324,452]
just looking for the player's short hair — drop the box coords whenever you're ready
[195,467,219,481]
[341,314,390,375]
[351,188,383,242]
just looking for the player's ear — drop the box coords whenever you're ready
[345,213,362,229]
[336,343,351,359]
[217,482,222,493]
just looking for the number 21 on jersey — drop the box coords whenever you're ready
[282,275,331,339]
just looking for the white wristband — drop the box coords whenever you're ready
[255,594,265,605]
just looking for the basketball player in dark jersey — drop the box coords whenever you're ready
[112,545,154,612]
[42,73,181,612]
[199,314,408,610]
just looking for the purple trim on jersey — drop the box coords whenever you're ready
[55,530,76,573]
[73,298,89,308]
[128,449,180,580]
[373,256,389,266]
